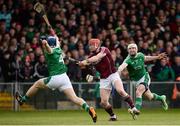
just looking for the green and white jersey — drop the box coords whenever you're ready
[44,47,67,76]
[124,52,146,81]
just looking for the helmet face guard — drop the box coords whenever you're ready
[40,35,57,48]
[47,36,57,48]
[40,35,47,41]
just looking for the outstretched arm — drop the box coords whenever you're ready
[118,62,128,73]
[145,52,167,62]
[79,51,106,66]
[49,27,56,36]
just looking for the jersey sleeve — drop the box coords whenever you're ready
[138,52,145,60]
[123,56,130,65]
[100,47,108,54]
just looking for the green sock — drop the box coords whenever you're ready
[135,97,142,110]
[82,103,90,112]
[21,95,29,102]
[153,93,163,101]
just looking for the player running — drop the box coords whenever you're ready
[15,29,97,123]
[79,38,139,121]
[118,43,168,119]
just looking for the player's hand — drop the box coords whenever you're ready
[86,74,94,83]
[78,61,84,67]
[78,60,88,67]
[41,40,48,45]
[78,61,82,65]
[158,52,167,59]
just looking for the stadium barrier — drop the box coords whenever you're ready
[0,81,180,111]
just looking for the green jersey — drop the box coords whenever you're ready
[124,52,146,81]
[44,47,67,76]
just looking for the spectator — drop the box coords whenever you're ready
[0,0,179,82]
[19,55,34,82]
[67,50,82,81]
[172,55,180,78]
[139,42,152,55]
[171,77,180,108]
[0,4,12,29]
[1,52,12,82]
[111,50,123,69]
[153,58,175,81]
[33,55,48,80]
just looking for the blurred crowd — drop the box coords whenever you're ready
[0,0,179,83]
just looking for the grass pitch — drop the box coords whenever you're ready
[0,109,179,125]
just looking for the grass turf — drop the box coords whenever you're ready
[0,109,179,125]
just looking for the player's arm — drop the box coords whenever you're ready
[49,27,56,36]
[145,52,167,62]
[55,36,61,47]
[42,40,53,54]
[118,62,128,73]
[79,51,106,66]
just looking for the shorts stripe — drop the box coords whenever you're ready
[44,76,52,85]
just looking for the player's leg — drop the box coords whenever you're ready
[63,88,89,110]
[144,89,168,110]
[100,88,117,121]
[125,83,145,120]
[143,73,168,110]
[114,79,137,110]
[111,72,140,118]
[63,88,97,123]
[15,78,48,105]
[135,84,146,110]
[134,72,151,111]
[59,73,97,123]
[114,79,140,120]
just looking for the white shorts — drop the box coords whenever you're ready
[130,73,151,88]
[100,72,122,90]
[44,73,73,91]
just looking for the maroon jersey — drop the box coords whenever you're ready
[89,47,116,78]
